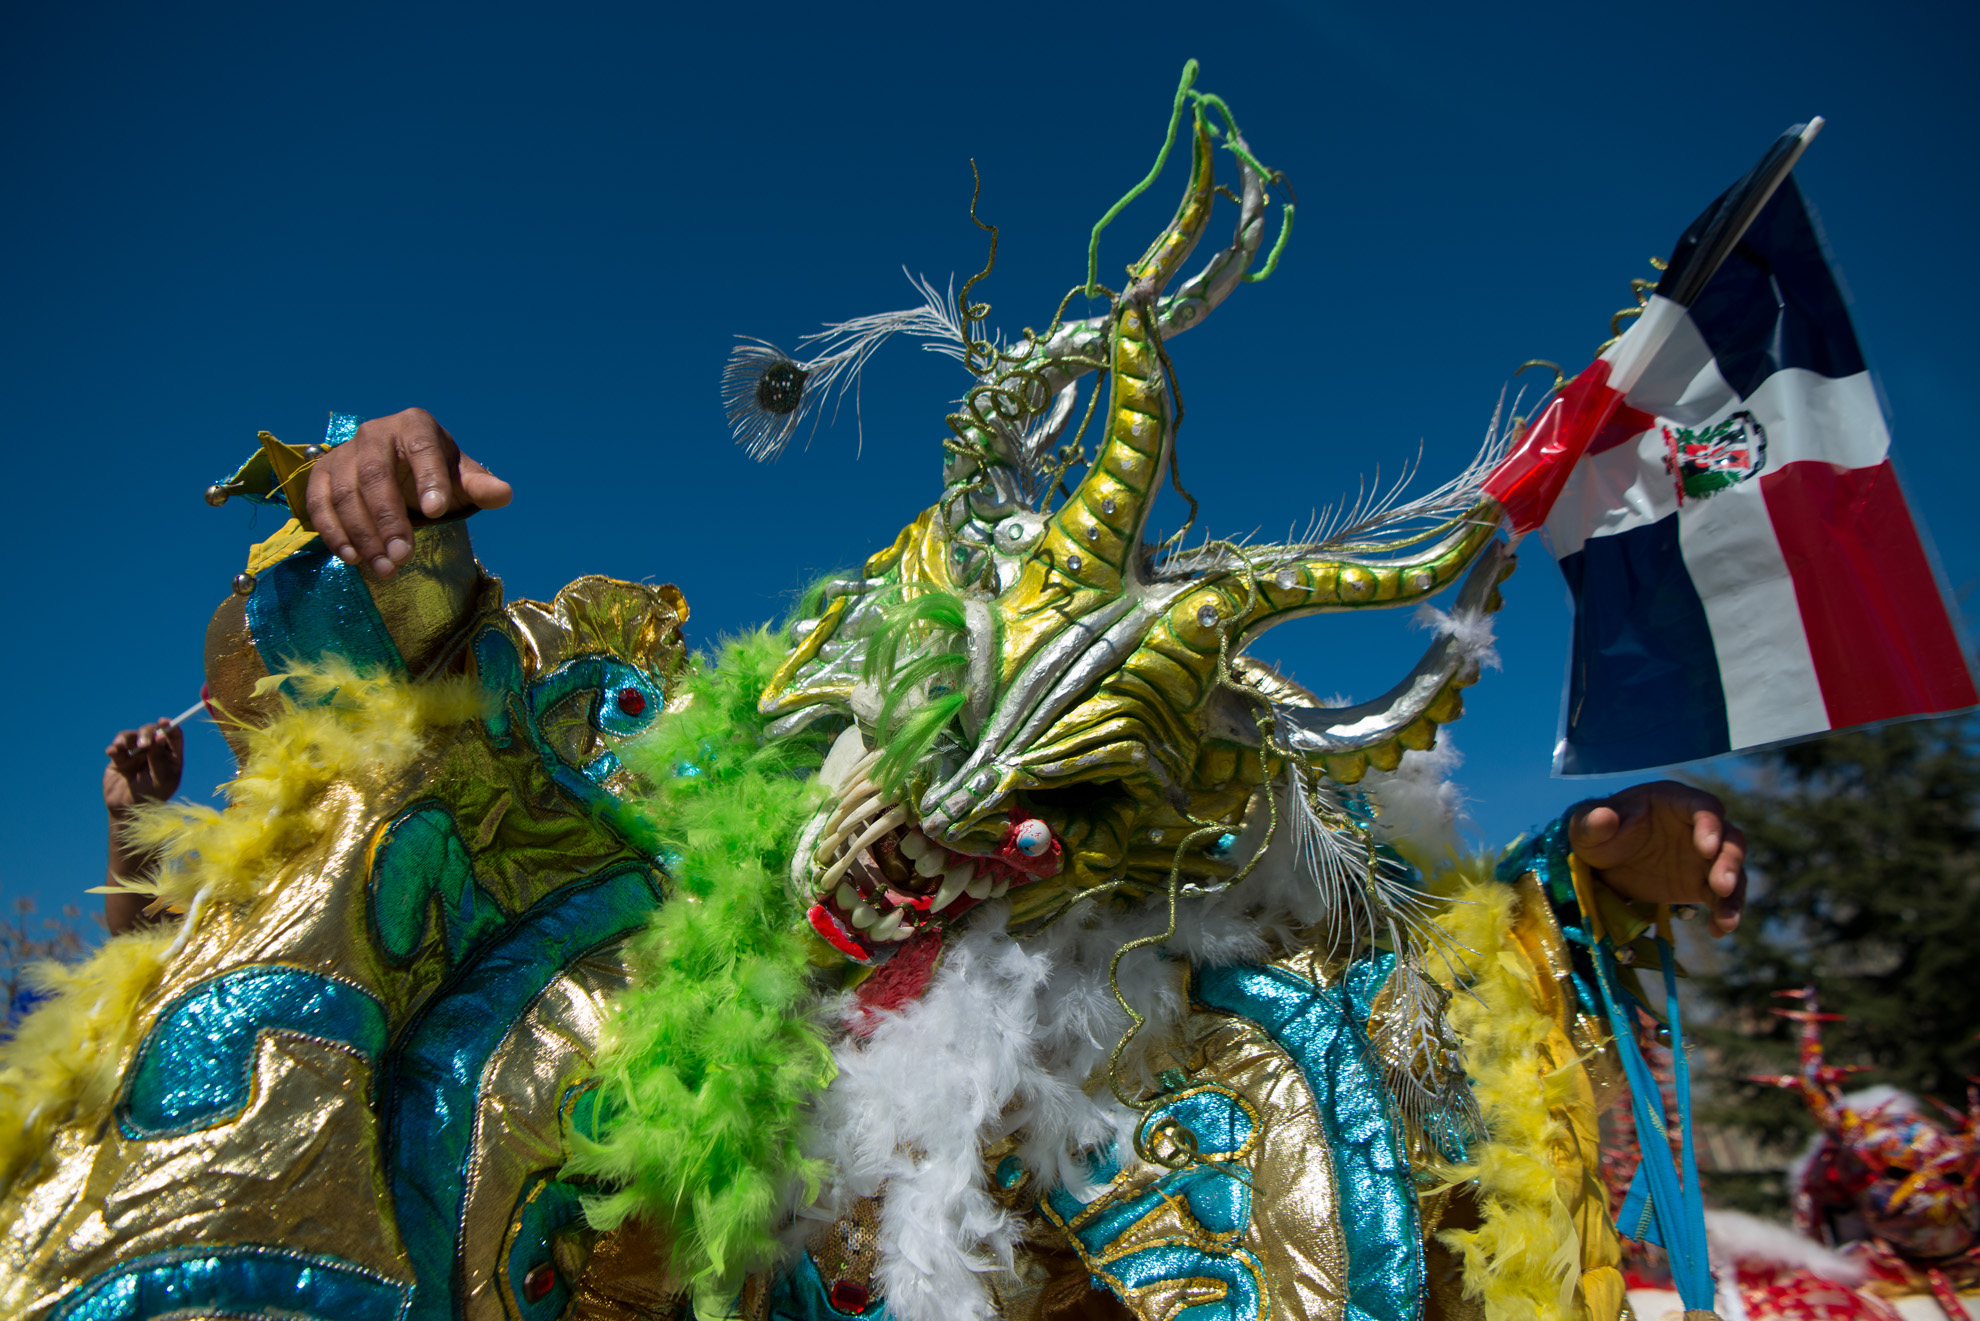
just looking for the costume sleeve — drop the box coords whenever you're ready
[199,421,493,751]
[1433,830,1652,1321]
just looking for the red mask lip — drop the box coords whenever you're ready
[807,902,873,961]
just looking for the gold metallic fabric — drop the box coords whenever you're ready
[0,519,686,1320]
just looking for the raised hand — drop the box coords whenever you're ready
[103,718,186,934]
[302,408,512,579]
[1568,780,1747,935]
[103,719,184,814]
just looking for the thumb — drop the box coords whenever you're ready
[1569,803,1622,852]
[457,454,512,510]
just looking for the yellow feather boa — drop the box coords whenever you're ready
[1428,862,1624,1321]
[0,660,480,1194]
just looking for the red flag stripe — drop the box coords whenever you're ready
[1587,403,1658,456]
[1760,459,1977,728]
[1484,360,1622,533]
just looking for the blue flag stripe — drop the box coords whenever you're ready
[1558,515,1731,774]
[1684,176,1866,399]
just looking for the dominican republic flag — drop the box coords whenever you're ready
[1486,122,1976,775]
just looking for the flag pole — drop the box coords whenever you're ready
[1488,119,1830,535]
[1610,118,1825,396]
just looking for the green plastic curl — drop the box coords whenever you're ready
[1086,60,1201,297]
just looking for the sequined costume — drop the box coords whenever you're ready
[1,66,1661,1321]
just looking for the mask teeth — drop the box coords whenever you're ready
[813,787,907,897]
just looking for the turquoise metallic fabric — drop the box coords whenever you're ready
[506,1176,587,1321]
[119,967,388,1139]
[1495,817,1575,908]
[245,547,406,680]
[1044,1083,1269,1320]
[763,1253,891,1321]
[386,863,662,1321]
[49,1245,410,1321]
[1194,962,1424,1321]
[368,803,508,966]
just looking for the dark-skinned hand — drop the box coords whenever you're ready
[303,408,512,578]
[104,718,186,935]
[1568,780,1747,936]
[103,719,184,813]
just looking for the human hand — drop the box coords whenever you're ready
[1567,780,1747,936]
[302,407,512,579]
[103,719,184,814]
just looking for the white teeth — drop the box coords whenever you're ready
[913,848,946,878]
[851,903,878,930]
[898,831,929,860]
[817,726,872,793]
[989,878,1010,899]
[890,924,914,941]
[816,807,909,892]
[965,876,993,899]
[819,779,881,843]
[931,871,969,913]
[835,882,859,910]
[870,909,903,940]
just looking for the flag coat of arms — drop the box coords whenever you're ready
[1487,124,1976,774]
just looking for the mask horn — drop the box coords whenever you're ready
[1039,112,1219,592]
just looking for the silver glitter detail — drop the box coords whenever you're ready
[1067,554,1083,573]
[1196,603,1218,628]
[1275,566,1298,590]
[1148,829,1164,844]
[1086,525,1100,542]
[1101,497,1116,515]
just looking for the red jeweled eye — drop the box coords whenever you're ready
[828,1279,871,1313]
[616,687,647,716]
[522,1262,557,1302]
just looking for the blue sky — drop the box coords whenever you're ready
[4,0,1974,931]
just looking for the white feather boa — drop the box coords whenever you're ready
[797,755,1460,1321]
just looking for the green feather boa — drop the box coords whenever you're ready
[564,629,836,1296]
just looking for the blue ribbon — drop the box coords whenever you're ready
[1593,933,1713,1310]
[1503,818,1716,1312]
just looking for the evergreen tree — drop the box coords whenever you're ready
[1696,715,1980,1149]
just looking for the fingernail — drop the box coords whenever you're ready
[421,489,447,517]
[386,537,412,562]
[336,547,358,564]
[371,557,394,577]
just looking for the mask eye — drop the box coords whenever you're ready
[1012,818,1053,858]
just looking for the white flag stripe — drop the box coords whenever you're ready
[1640,355,1888,469]
[1614,296,1718,419]
[1544,430,1677,559]
[1543,321,1889,561]
[1743,368,1889,469]
[1674,479,1828,747]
